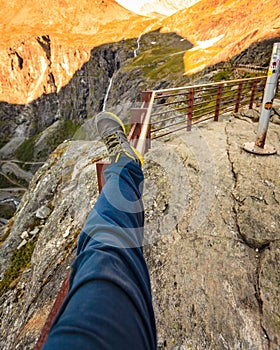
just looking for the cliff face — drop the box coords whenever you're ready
[0,35,91,104]
[0,0,157,104]
[0,41,127,138]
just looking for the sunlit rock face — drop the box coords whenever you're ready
[160,0,280,73]
[0,0,156,104]
[0,36,91,104]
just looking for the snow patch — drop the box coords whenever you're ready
[189,34,225,51]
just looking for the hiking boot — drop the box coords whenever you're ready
[96,111,144,167]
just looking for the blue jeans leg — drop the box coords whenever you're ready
[43,156,157,350]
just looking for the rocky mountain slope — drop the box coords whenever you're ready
[0,1,280,348]
[161,0,280,73]
[0,109,279,349]
[0,15,278,237]
[0,0,279,104]
[0,29,195,221]
[0,0,157,104]
[0,0,135,38]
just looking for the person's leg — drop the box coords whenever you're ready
[43,155,157,350]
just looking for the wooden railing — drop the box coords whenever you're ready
[95,75,280,189]
[143,76,268,140]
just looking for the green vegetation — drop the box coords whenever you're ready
[212,66,265,82]
[131,47,185,81]
[0,238,38,296]
[126,31,192,83]
[149,53,185,80]
[14,134,38,163]
[212,67,235,82]
[14,120,79,163]
[0,219,14,245]
[0,204,16,220]
[0,174,14,188]
[0,140,9,149]
[37,120,79,160]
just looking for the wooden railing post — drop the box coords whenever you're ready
[235,81,243,112]
[142,91,153,106]
[96,161,110,193]
[214,84,223,121]
[145,123,151,152]
[249,79,258,109]
[129,107,150,152]
[187,88,194,131]
[34,276,70,349]
[243,42,280,155]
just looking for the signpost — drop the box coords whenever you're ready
[243,42,280,155]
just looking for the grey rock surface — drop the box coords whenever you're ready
[0,116,279,350]
[145,117,280,350]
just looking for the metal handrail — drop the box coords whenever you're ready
[100,75,275,160]
[136,91,156,155]
[143,76,271,142]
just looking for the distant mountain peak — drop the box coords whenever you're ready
[138,0,201,16]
